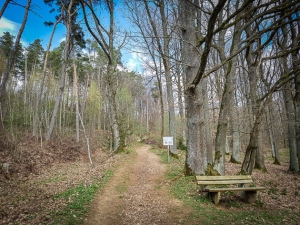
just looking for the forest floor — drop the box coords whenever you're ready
[1,134,300,224]
[83,145,192,225]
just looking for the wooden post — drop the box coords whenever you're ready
[243,190,258,203]
[168,145,170,163]
[210,192,220,205]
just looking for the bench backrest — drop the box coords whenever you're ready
[196,175,253,185]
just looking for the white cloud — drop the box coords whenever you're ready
[126,58,138,71]
[125,50,146,72]
[59,37,66,43]
[0,17,20,36]
[0,17,28,46]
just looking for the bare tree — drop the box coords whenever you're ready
[79,0,125,151]
[181,0,227,175]
[213,1,243,175]
[141,0,177,155]
[33,14,62,137]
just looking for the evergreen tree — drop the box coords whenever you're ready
[26,39,44,74]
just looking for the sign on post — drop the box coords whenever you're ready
[163,136,173,146]
[163,137,173,163]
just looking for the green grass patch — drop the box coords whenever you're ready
[47,169,113,225]
[281,188,287,195]
[151,147,300,225]
[268,187,278,195]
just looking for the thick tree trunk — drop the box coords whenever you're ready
[245,35,267,172]
[279,17,299,171]
[241,107,264,175]
[181,0,206,175]
[185,86,207,175]
[290,20,300,171]
[181,0,227,175]
[106,65,120,151]
[230,96,241,164]
[282,81,299,171]
[254,129,267,172]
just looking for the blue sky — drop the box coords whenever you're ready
[0,0,65,48]
[0,0,141,72]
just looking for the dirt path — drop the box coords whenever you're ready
[84,145,190,225]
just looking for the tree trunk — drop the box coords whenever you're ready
[185,85,207,175]
[45,1,73,141]
[107,65,120,151]
[254,129,267,172]
[181,0,227,175]
[202,78,213,165]
[266,103,280,165]
[72,49,80,143]
[282,81,299,171]
[33,16,61,136]
[181,0,206,175]
[290,19,300,171]
[213,14,242,175]
[230,95,241,164]
[0,0,10,19]
[241,105,265,175]
[278,16,299,171]
[143,0,177,155]
[0,0,31,99]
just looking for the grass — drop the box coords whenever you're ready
[152,147,300,225]
[268,187,278,195]
[45,169,114,225]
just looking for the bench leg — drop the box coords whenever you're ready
[240,191,257,203]
[210,192,220,205]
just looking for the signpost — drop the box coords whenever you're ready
[163,136,173,163]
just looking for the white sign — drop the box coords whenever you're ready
[163,136,173,146]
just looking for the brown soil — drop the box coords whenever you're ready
[0,133,113,225]
[1,132,299,225]
[84,145,191,225]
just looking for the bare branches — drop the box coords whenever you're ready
[79,0,112,63]
[189,0,228,88]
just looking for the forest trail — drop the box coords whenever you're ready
[83,145,192,225]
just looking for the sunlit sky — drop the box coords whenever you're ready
[0,0,141,72]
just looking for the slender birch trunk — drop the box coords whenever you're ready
[33,15,62,136]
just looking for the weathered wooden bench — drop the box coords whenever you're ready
[195,175,266,205]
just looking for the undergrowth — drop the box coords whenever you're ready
[151,147,300,225]
[45,169,113,225]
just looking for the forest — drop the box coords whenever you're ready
[0,0,300,224]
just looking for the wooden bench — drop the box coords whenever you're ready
[195,175,266,205]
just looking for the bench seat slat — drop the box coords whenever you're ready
[206,187,266,192]
[196,175,251,181]
[197,180,253,185]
